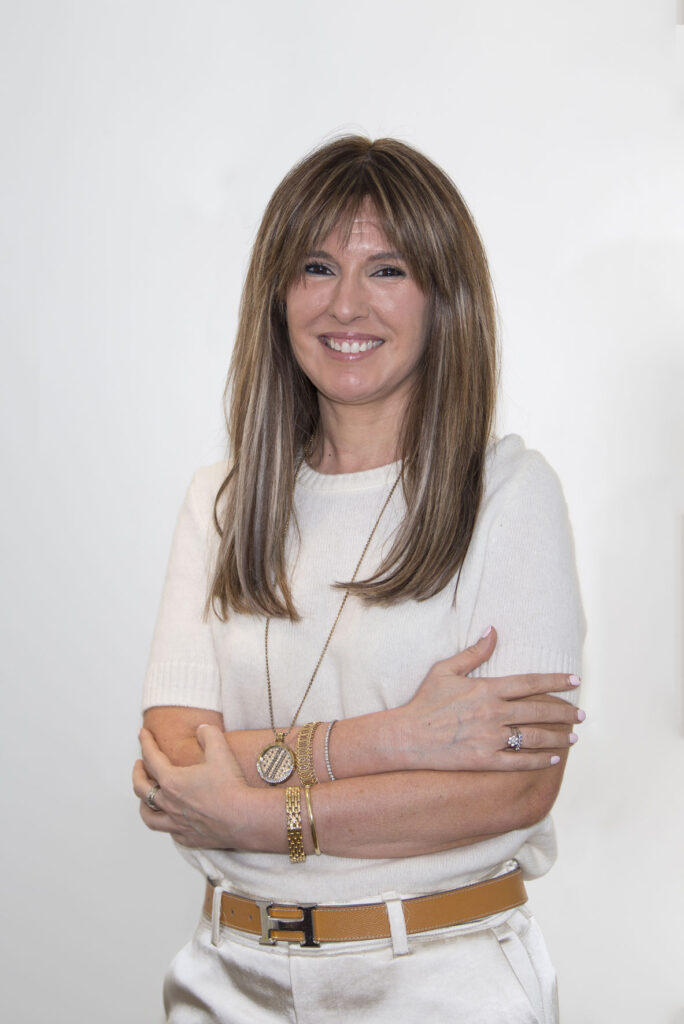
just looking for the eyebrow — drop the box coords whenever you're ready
[305,249,405,262]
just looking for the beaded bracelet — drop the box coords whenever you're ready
[324,720,337,782]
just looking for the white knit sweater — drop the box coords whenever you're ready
[143,434,585,904]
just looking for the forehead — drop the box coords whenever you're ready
[317,201,395,255]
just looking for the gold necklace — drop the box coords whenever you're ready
[256,466,402,785]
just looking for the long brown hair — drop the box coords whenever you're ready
[209,136,497,620]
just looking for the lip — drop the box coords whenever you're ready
[321,333,382,341]
[318,332,385,358]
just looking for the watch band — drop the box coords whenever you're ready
[285,787,306,863]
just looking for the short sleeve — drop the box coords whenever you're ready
[466,441,586,699]
[141,465,227,712]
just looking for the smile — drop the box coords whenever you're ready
[320,336,384,354]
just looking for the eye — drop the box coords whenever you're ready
[304,261,334,276]
[372,265,407,278]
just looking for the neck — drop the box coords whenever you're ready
[309,403,403,474]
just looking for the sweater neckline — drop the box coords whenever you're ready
[296,459,402,493]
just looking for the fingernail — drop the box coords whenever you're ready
[197,723,208,730]
[550,755,561,765]
[480,625,493,638]
[569,674,581,687]
[568,733,578,744]
[576,709,586,722]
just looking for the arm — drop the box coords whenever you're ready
[143,628,582,781]
[135,630,582,856]
[134,712,572,858]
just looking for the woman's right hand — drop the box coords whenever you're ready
[389,627,584,772]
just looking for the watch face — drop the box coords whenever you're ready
[256,741,296,785]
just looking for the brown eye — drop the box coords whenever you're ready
[373,266,406,278]
[304,262,333,276]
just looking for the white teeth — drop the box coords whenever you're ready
[322,336,383,353]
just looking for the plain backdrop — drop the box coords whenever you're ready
[2,2,683,1021]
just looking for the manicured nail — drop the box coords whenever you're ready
[568,733,578,744]
[576,709,586,722]
[569,674,581,687]
[480,625,493,638]
[550,755,561,765]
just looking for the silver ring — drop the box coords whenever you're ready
[507,728,523,752]
[145,784,161,810]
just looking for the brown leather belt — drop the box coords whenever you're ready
[203,868,526,948]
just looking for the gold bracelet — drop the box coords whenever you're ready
[303,785,321,855]
[285,787,306,863]
[295,721,320,786]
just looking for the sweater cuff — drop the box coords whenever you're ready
[142,661,222,712]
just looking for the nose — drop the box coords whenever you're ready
[327,272,369,323]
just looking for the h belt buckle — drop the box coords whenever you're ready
[258,901,320,948]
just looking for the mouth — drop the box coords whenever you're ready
[319,334,384,354]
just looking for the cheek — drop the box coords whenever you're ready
[285,281,325,327]
[284,295,298,337]
[285,306,317,375]
[384,287,428,338]
[285,307,308,362]
[401,302,429,359]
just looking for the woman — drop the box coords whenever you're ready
[134,136,585,1023]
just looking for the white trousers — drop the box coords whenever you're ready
[164,899,559,1023]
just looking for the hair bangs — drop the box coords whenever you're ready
[266,144,452,302]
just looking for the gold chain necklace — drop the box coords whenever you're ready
[256,465,402,785]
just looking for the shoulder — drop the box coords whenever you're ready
[483,434,566,514]
[187,460,229,507]
[184,461,230,519]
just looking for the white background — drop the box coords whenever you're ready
[2,2,683,1021]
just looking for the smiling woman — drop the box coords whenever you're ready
[134,136,585,1024]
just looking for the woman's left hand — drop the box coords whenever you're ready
[133,724,250,849]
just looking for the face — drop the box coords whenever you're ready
[285,203,429,422]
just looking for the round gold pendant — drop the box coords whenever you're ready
[256,735,296,785]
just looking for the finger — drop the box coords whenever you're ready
[171,832,191,847]
[196,724,245,782]
[171,831,219,849]
[139,727,173,782]
[501,726,578,751]
[439,626,497,676]
[172,831,230,850]
[134,781,166,814]
[139,801,177,831]
[195,723,229,758]
[132,758,159,801]
[495,673,581,700]
[504,698,583,726]
[139,797,203,835]
[485,750,565,771]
